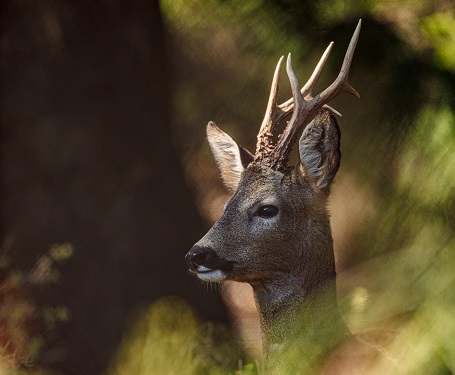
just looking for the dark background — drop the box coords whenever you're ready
[2,1,227,374]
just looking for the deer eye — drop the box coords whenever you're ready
[256,205,279,218]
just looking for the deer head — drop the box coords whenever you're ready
[186,21,361,354]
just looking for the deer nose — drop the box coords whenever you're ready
[185,245,212,271]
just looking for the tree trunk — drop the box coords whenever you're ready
[2,1,227,374]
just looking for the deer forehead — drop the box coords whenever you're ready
[227,166,284,203]
[224,165,310,213]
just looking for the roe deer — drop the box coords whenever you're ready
[186,20,390,373]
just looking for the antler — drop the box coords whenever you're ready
[254,19,361,170]
[254,56,284,161]
[277,41,336,118]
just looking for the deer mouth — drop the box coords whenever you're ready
[195,267,229,282]
[185,246,234,282]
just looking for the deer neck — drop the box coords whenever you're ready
[252,244,349,357]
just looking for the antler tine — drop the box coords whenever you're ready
[271,20,362,169]
[279,42,334,114]
[255,56,284,159]
[317,19,361,103]
[270,53,307,168]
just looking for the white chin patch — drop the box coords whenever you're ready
[197,269,227,282]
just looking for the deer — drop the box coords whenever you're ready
[185,20,393,374]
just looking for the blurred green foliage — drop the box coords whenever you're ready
[422,12,455,72]
[106,297,251,375]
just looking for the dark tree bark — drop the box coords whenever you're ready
[2,1,227,374]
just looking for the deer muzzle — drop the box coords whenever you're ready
[185,245,233,282]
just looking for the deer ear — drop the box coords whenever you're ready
[298,109,341,190]
[207,121,253,192]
